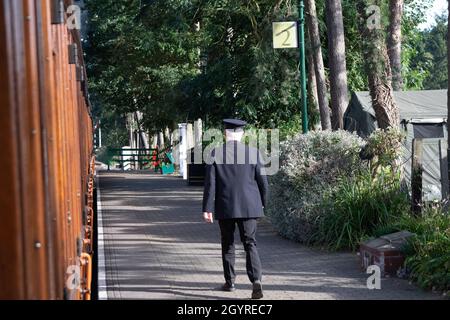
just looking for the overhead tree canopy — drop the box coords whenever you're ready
[84,0,444,146]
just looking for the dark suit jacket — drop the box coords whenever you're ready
[202,141,269,220]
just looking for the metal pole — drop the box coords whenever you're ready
[299,0,309,133]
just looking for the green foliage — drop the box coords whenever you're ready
[401,0,448,90]
[346,0,439,91]
[416,15,448,89]
[266,128,410,250]
[84,0,444,148]
[313,128,408,251]
[374,205,450,293]
[85,0,308,137]
[362,127,405,174]
[95,109,129,150]
[338,0,433,92]
[266,130,366,243]
[278,114,302,141]
[316,169,409,251]
[364,128,404,163]
[403,208,450,293]
[401,0,434,89]
[85,0,201,135]
[401,38,431,90]
[181,0,305,129]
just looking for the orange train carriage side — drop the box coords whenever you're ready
[0,0,95,300]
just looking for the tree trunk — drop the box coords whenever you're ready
[306,43,320,130]
[305,0,331,130]
[325,0,349,130]
[388,0,404,91]
[358,1,400,129]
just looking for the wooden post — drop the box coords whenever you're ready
[411,138,423,215]
[439,139,449,201]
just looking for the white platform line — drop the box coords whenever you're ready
[96,174,108,300]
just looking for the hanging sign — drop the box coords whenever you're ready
[272,21,298,49]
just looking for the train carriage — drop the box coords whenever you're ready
[0,0,95,300]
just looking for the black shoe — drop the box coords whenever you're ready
[251,281,263,299]
[222,283,236,292]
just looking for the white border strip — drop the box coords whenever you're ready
[96,174,108,300]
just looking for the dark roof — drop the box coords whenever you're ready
[353,90,447,120]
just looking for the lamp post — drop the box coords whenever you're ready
[272,4,308,133]
[299,0,308,133]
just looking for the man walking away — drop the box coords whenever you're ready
[202,119,269,300]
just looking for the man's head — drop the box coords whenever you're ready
[223,119,247,141]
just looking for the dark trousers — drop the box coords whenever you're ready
[218,218,262,285]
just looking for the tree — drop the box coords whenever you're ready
[306,37,320,130]
[85,0,435,146]
[358,0,399,129]
[85,0,310,137]
[395,0,437,90]
[85,0,201,134]
[421,14,448,89]
[179,0,306,130]
[305,0,331,130]
[326,0,349,130]
[388,0,404,91]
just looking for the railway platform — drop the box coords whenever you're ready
[97,171,440,300]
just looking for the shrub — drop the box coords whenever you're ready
[406,219,450,292]
[266,128,409,249]
[266,130,366,243]
[361,127,405,172]
[315,169,409,251]
[374,205,450,293]
[266,127,448,292]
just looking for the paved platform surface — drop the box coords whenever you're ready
[98,171,441,300]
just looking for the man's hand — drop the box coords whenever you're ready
[203,212,213,224]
